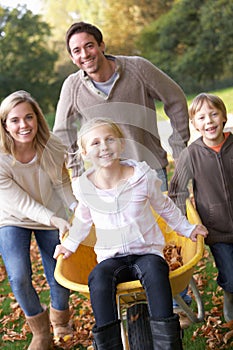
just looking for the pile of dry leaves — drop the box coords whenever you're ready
[190,249,233,349]
[163,242,184,271]
[1,239,233,349]
[0,238,94,349]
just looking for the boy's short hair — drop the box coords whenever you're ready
[66,22,103,54]
[189,93,227,123]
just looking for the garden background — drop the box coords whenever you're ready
[1,1,233,349]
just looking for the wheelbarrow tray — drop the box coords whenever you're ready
[55,198,204,298]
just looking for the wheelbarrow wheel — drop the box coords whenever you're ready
[127,303,153,350]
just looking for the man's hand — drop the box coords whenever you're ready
[50,215,70,241]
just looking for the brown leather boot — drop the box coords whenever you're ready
[50,306,73,340]
[26,308,52,350]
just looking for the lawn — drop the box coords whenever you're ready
[45,86,233,130]
[2,237,233,349]
[0,239,94,350]
[156,86,233,122]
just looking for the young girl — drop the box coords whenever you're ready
[169,93,233,323]
[54,117,207,350]
[0,91,78,349]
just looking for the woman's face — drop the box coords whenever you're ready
[5,102,38,148]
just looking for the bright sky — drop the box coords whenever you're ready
[0,0,43,13]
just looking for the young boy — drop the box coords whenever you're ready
[169,93,233,322]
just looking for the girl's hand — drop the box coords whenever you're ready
[190,224,208,242]
[50,215,70,241]
[53,244,72,260]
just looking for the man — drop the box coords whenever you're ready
[53,22,190,192]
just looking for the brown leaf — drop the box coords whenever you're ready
[223,330,233,344]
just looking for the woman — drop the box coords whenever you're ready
[0,90,78,349]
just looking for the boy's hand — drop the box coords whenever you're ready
[190,224,208,242]
[53,244,72,260]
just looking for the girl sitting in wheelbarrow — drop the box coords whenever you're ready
[54,117,208,350]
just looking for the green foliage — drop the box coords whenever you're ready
[45,113,55,130]
[0,5,59,112]
[137,0,233,93]
[1,1,233,114]
[42,0,175,58]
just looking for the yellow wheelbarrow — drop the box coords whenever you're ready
[55,198,205,349]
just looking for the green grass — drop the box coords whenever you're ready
[183,250,220,349]
[0,248,222,349]
[186,86,233,113]
[45,86,233,129]
[0,240,94,350]
[157,86,233,121]
[0,276,29,349]
[46,113,56,129]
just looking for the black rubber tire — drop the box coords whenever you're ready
[127,303,153,349]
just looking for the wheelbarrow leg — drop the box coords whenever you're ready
[117,294,130,350]
[173,277,205,323]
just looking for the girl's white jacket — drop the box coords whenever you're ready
[63,159,195,263]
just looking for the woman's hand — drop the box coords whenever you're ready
[53,244,73,260]
[50,215,70,241]
[190,224,208,242]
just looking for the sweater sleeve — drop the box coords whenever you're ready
[0,167,54,226]
[168,148,193,215]
[61,201,93,252]
[52,166,78,209]
[148,168,195,237]
[138,57,190,159]
[53,75,85,178]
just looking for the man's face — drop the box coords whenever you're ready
[69,32,106,76]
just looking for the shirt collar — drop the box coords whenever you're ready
[82,55,122,80]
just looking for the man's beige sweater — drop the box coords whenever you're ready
[53,55,190,177]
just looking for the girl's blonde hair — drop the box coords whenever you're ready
[0,90,66,183]
[77,117,125,154]
[189,93,227,125]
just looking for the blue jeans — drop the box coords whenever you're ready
[157,167,191,307]
[88,254,173,327]
[0,226,70,316]
[156,167,168,192]
[210,242,233,292]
